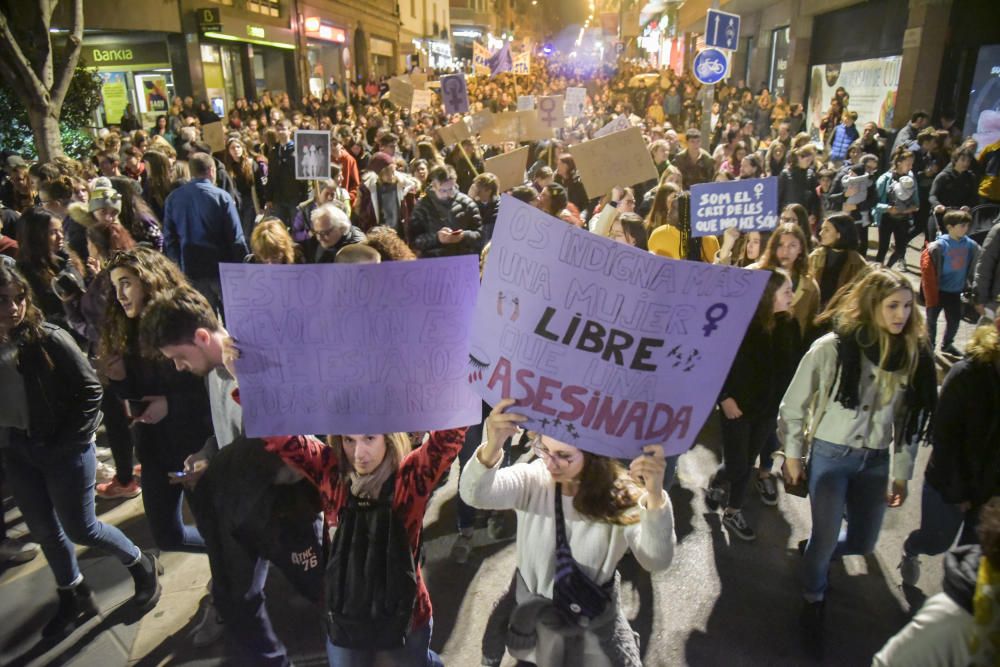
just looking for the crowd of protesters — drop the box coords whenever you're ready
[1,52,1000,666]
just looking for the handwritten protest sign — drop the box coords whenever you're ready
[568,127,658,198]
[517,95,535,111]
[202,121,226,153]
[411,89,433,111]
[437,120,472,147]
[467,110,494,135]
[409,71,428,91]
[440,74,469,114]
[219,258,482,437]
[516,109,552,141]
[484,146,529,192]
[593,114,630,138]
[468,196,769,458]
[564,87,586,117]
[690,177,779,237]
[537,95,565,130]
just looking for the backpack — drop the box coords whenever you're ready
[325,473,418,650]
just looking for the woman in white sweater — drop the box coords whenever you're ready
[460,398,675,667]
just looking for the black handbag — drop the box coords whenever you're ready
[551,483,613,625]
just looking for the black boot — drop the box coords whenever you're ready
[800,599,825,659]
[128,551,162,611]
[42,581,98,638]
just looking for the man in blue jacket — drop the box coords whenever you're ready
[163,153,248,312]
[829,111,860,165]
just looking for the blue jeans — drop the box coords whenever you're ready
[926,291,962,348]
[2,434,141,587]
[903,482,977,558]
[325,620,442,667]
[802,439,890,602]
[139,455,205,553]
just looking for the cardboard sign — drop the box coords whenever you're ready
[468,196,769,458]
[437,119,473,147]
[536,95,565,130]
[564,87,586,117]
[593,114,630,138]
[568,127,658,197]
[202,121,226,153]
[294,130,331,181]
[385,77,414,108]
[691,177,780,237]
[409,71,428,91]
[411,89,433,111]
[467,110,494,135]
[517,95,535,111]
[516,109,552,141]
[220,258,482,437]
[440,74,470,114]
[484,146,529,192]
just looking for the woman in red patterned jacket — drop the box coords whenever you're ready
[225,328,463,667]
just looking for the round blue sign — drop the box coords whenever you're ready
[693,48,729,85]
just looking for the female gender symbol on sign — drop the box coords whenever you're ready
[440,75,469,114]
[702,303,729,337]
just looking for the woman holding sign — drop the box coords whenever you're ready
[777,268,937,657]
[460,399,675,666]
[224,331,464,667]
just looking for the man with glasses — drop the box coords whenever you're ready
[408,165,482,258]
[301,203,365,264]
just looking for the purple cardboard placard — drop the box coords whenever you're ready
[468,196,769,458]
[440,73,470,114]
[220,257,482,437]
[690,176,779,237]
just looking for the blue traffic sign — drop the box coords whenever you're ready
[705,8,740,51]
[693,48,729,85]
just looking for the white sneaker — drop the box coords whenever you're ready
[0,537,40,564]
[95,461,117,484]
[190,598,224,647]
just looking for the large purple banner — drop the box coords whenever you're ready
[468,196,769,458]
[220,258,482,438]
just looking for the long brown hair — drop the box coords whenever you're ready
[0,265,45,344]
[224,138,255,187]
[752,269,789,334]
[571,452,642,525]
[16,207,62,283]
[758,222,810,279]
[101,247,190,357]
[142,150,172,211]
[644,181,680,234]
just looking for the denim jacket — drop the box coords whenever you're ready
[777,333,918,481]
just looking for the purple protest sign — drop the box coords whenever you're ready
[690,176,779,237]
[468,196,769,458]
[220,257,482,438]
[440,74,470,115]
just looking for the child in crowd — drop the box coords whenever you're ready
[920,210,981,356]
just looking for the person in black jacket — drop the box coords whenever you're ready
[264,121,308,227]
[300,202,365,264]
[0,265,160,638]
[898,318,1000,587]
[408,164,482,258]
[102,248,214,552]
[778,145,822,234]
[706,269,802,541]
[555,154,590,216]
[928,148,979,236]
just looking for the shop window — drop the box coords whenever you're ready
[247,0,280,17]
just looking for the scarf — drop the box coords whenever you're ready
[348,458,395,499]
[969,557,1000,666]
[832,330,936,443]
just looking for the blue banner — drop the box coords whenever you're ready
[690,176,779,237]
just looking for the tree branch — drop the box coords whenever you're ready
[50,0,83,111]
[0,6,48,107]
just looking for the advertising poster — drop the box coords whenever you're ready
[964,45,1000,150]
[99,71,129,125]
[141,77,169,113]
[807,56,902,133]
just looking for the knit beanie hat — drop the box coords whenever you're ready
[88,177,122,213]
[368,152,393,176]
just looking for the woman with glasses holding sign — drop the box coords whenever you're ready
[460,398,675,666]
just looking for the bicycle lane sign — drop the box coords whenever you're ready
[693,48,729,85]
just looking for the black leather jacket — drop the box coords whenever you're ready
[16,323,102,445]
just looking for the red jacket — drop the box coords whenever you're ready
[337,152,361,208]
[263,428,464,631]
